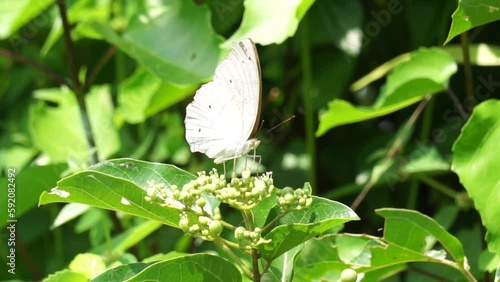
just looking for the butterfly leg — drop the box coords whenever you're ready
[252,148,259,176]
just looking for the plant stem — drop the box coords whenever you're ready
[261,211,287,233]
[57,0,97,165]
[0,47,68,86]
[57,0,80,91]
[460,32,475,112]
[215,238,253,279]
[300,16,317,192]
[407,178,419,209]
[242,210,261,281]
[446,88,469,120]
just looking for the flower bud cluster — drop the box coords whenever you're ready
[214,170,274,210]
[234,226,270,247]
[179,209,223,241]
[276,184,313,212]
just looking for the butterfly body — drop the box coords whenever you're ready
[185,38,261,164]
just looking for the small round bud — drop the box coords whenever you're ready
[208,220,223,236]
[179,218,189,230]
[198,216,209,225]
[235,227,246,239]
[284,193,295,203]
[196,198,206,207]
[340,268,357,282]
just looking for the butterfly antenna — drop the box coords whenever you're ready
[257,119,265,134]
[266,115,296,133]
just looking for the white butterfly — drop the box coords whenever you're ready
[185,38,262,164]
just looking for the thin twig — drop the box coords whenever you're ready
[0,47,68,86]
[351,96,432,210]
[460,32,475,111]
[446,88,469,120]
[83,46,117,92]
[56,0,81,91]
[56,0,97,164]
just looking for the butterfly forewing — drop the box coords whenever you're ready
[185,38,261,162]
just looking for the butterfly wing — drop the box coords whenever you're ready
[185,38,261,162]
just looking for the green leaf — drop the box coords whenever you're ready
[0,164,66,227]
[264,244,305,282]
[115,68,197,124]
[43,270,89,282]
[442,44,500,66]
[445,0,500,44]
[316,48,457,136]
[294,234,407,281]
[401,145,451,174]
[92,254,241,282]
[349,53,411,92]
[226,0,315,46]
[69,253,106,279]
[30,85,119,164]
[259,196,358,260]
[91,220,163,254]
[376,208,466,265]
[91,262,154,282]
[39,159,196,227]
[85,0,223,85]
[452,99,500,255]
[52,203,90,229]
[116,68,162,124]
[0,0,53,39]
[295,208,470,281]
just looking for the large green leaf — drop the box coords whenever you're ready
[294,208,470,281]
[39,159,196,227]
[452,99,500,255]
[377,209,466,265]
[316,48,457,136]
[226,0,315,46]
[0,0,53,39]
[445,0,500,44]
[259,197,358,260]
[30,85,119,163]
[92,254,241,282]
[85,0,222,85]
